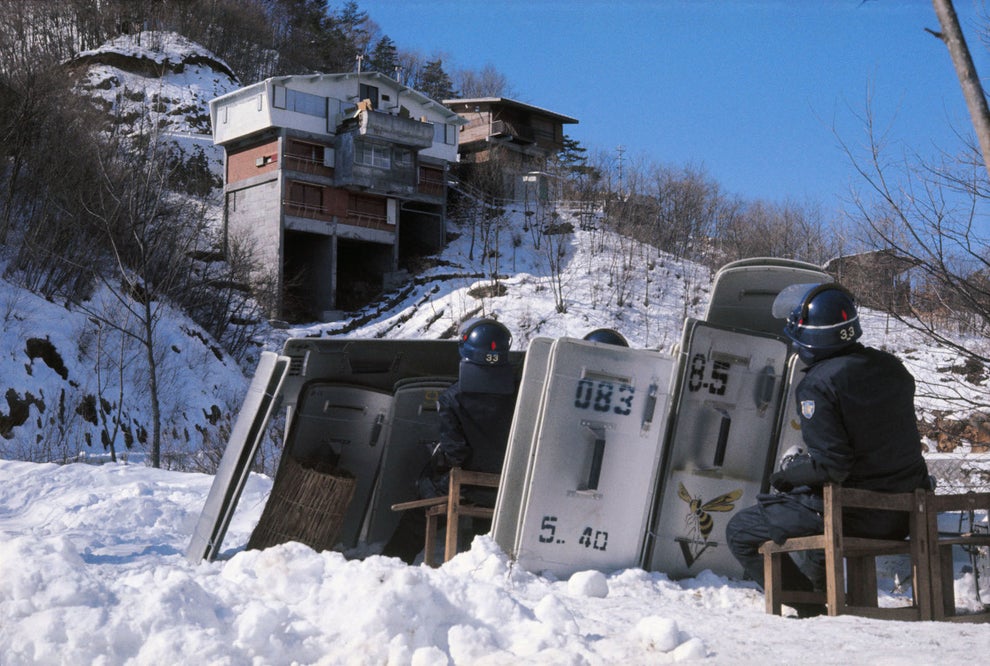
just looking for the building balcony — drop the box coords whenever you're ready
[418,171,445,197]
[283,200,332,222]
[282,199,394,234]
[283,154,334,179]
[490,119,535,143]
[357,109,434,149]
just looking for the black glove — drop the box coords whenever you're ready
[769,470,794,493]
[770,460,828,493]
[428,443,450,475]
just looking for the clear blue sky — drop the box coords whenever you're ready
[358,0,987,215]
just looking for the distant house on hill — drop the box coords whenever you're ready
[443,97,578,203]
[824,249,920,313]
[210,71,466,321]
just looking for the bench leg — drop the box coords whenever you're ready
[764,552,784,615]
[846,556,878,608]
[936,544,956,619]
[424,512,439,567]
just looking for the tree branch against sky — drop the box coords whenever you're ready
[930,0,990,182]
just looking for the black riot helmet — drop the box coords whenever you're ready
[583,328,629,347]
[458,318,511,366]
[772,283,862,362]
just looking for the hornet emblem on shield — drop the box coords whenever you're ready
[675,482,743,567]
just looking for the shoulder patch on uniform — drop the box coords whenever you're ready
[801,400,816,419]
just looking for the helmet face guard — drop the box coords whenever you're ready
[772,282,862,354]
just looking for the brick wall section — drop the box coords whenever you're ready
[228,141,280,184]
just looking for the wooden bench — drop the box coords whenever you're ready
[924,491,990,622]
[759,484,933,620]
[391,467,501,567]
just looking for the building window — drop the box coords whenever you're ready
[359,83,379,109]
[356,143,391,169]
[287,140,324,163]
[288,181,324,211]
[432,122,457,146]
[274,86,328,118]
[348,194,387,223]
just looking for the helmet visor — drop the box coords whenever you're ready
[771,283,821,319]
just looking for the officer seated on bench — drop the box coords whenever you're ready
[725,283,932,618]
[382,318,518,564]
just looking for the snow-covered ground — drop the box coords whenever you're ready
[0,457,987,665]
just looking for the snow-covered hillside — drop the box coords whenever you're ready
[69,30,238,171]
[2,28,987,476]
[0,31,248,466]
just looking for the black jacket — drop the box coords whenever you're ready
[436,381,517,474]
[418,380,518,500]
[777,343,930,494]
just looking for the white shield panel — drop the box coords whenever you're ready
[646,320,789,578]
[774,355,808,465]
[514,338,674,578]
[492,337,554,554]
[186,351,290,562]
[363,377,454,545]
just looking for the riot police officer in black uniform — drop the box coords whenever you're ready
[382,318,518,563]
[725,283,931,617]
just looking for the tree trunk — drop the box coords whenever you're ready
[143,296,162,469]
[931,0,990,180]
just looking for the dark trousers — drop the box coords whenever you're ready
[725,491,912,592]
[725,494,825,591]
[381,510,427,564]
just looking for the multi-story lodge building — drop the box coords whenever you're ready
[210,71,466,320]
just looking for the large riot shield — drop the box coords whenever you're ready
[513,338,674,578]
[186,351,290,562]
[187,337,526,559]
[491,337,554,554]
[363,377,454,545]
[704,257,833,335]
[278,339,462,398]
[283,382,393,548]
[644,320,790,578]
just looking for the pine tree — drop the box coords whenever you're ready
[368,36,398,78]
[336,0,371,55]
[557,136,591,176]
[417,57,455,101]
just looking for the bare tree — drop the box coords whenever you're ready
[455,63,513,98]
[72,126,213,467]
[841,95,990,412]
[930,0,990,180]
[713,198,838,267]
